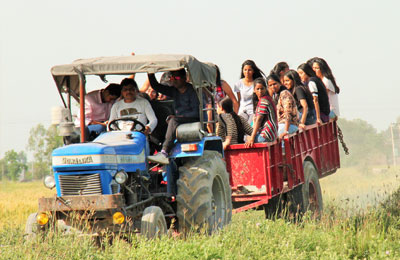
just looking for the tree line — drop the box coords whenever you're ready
[0,117,398,181]
[0,124,62,181]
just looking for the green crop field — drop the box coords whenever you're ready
[1,166,400,259]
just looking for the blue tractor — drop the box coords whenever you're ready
[25,54,232,239]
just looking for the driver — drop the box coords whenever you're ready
[109,78,157,135]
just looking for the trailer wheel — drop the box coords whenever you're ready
[301,161,323,217]
[24,213,39,240]
[177,151,232,234]
[141,206,167,239]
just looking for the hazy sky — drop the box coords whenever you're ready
[1,0,399,157]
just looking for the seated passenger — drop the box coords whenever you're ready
[283,70,316,129]
[217,97,252,149]
[84,83,122,138]
[270,76,299,139]
[146,69,200,165]
[297,63,330,124]
[245,78,278,147]
[109,78,157,135]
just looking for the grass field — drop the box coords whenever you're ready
[1,166,400,259]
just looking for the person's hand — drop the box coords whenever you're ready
[166,115,176,123]
[244,138,255,148]
[144,126,151,136]
[298,123,305,130]
[316,118,323,125]
[279,131,288,140]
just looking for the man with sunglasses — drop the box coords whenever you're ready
[147,69,200,164]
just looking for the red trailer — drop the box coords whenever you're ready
[225,120,340,216]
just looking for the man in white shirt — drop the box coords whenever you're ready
[109,78,157,135]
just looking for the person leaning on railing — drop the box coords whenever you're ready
[216,97,252,150]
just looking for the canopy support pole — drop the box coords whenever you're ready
[74,68,86,142]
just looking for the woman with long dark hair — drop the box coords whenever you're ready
[309,57,340,118]
[245,78,278,147]
[266,74,299,138]
[216,97,253,150]
[234,60,266,124]
[297,63,330,124]
[283,70,316,129]
[271,61,289,84]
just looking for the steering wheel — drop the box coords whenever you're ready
[107,117,146,133]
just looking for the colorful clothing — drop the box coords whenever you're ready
[217,113,253,144]
[255,95,278,142]
[277,90,299,126]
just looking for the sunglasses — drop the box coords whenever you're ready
[170,76,182,80]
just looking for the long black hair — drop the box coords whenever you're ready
[309,57,340,94]
[297,63,317,78]
[270,62,289,76]
[219,97,245,143]
[240,60,266,80]
[284,69,313,99]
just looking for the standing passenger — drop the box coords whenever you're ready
[264,73,287,105]
[297,63,330,124]
[310,58,340,119]
[234,60,265,124]
[206,66,239,133]
[271,61,289,85]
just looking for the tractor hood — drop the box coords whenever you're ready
[52,131,147,172]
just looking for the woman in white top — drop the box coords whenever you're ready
[309,57,340,119]
[233,60,265,124]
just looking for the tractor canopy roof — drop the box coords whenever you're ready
[51,54,217,99]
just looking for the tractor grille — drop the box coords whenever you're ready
[59,173,102,196]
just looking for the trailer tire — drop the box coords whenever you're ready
[141,206,167,239]
[24,213,39,240]
[301,161,323,217]
[263,194,284,219]
[177,151,232,234]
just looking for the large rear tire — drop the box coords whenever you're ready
[141,206,167,239]
[301,161,323,217]
[177,151,232,234]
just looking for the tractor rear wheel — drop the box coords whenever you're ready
[177,151,232,234]
[141,206,167,239]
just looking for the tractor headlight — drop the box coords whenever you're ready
[43,175,56,189]
[115,170,128,184]
[37,212,49,226]
[112,211,125,225]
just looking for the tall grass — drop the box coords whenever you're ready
[1,167,400,259]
